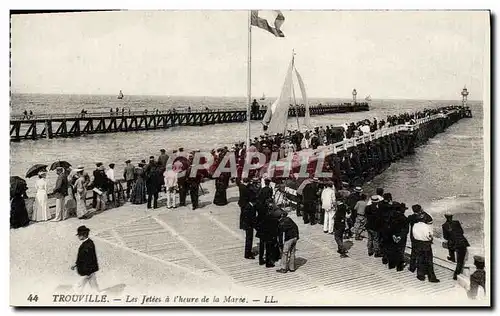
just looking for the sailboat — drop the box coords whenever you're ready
[262,52,312,134]
[365,95,372,102]
[117,90,124,100]
[260,93,266,101]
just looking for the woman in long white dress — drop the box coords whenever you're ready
[32,171,50,222]
[74,170,89,219]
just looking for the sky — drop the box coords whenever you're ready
[10,10,489,100]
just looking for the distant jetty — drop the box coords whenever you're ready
[10,103,369,141]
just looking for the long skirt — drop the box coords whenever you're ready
[131,178,147,204]
[65,194,77,218]
[11,196,30,229]
[213,185,227,206]
[32,189,50,222]
[76,191,89,218]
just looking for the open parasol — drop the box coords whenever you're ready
[173,156,190,172]
[25,164,48,178]
[10,176,28,197]
[50,160,72,171]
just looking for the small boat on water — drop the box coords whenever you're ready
[365,95,372,102]
[260,93,266,101]
[117,90,124,100]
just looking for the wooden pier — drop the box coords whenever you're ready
[10,103,369,142]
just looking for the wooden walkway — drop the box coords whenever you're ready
[10,103,370,141]
[92,185,458,297]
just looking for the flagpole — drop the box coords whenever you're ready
[246,11,252,150]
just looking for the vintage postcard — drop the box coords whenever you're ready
[9,9,490,307]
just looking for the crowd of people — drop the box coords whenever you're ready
[11,105,467,226]
[236,174,485,297]
[10,104,482,296]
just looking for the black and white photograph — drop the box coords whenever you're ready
[8,7,491,307]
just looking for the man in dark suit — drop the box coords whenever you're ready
[240,199,257,259]
[378,193,395,265]
[71,226,100,293]
[302,179,319,225]
[258,178,273,204]
[238,178,250,212]
[277,212,299,273]
[256,202,279,267]
[52,167,69,221]
[442,212,470,280]
[92,163,107,208]
[334,196,349,258]
[145,160,161,209]
[387,202,409,271]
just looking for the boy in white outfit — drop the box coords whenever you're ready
[321,181,336,234]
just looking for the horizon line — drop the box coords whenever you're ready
[9,92,482,103]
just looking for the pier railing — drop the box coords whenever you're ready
[327,112,448,154]
[10,103,370,122]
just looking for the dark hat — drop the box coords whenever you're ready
[399,203,409,211]
[96,162,103,167]
[473,255,485,264]
[149,156,155,159]
[412,204,422,213]
[160,149,166,152]
[125,160,131,163]
[383,193,392,201]
[141,159,146,164]
[179,147,184,151]
[109,163,115,168]
[264,178,271,183]
[76,225,90,236]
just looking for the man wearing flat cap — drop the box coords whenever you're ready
[412,214,440,283]
[407,204,433,273]
[468,255,486,299]
[442,212,470,280]
[71,226,100,293]
[158,149,169,173]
